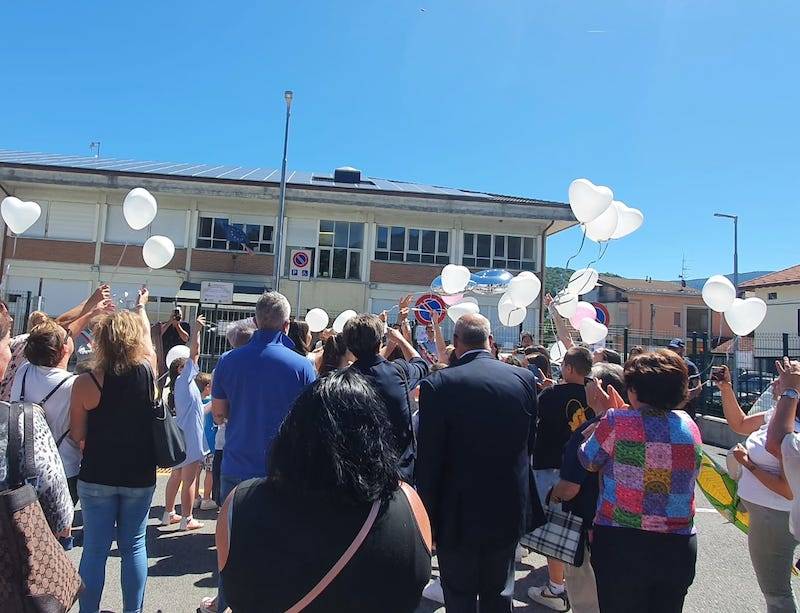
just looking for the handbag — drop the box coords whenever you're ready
[146,363,186,468]
[391,361,417,484]
[520,500,585,567]
[0,401,83,612]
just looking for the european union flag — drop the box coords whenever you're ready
[222,222,254,254]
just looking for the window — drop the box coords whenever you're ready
[375,226,450,265]
[768,292,778,300]
[317,220,364,279]
[462,233,536,271]
[674,311,681,327]
[196,216,273,253]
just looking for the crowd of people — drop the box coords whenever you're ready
[2,283,800,613]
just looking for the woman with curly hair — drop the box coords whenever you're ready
[217,368,432,612]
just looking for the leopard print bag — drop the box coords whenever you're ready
[0,401,82,612]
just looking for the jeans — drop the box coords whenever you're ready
[77,480,155,613]
[216,474,248,612]
[743,500,798,612]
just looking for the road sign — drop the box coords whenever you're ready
[289,249,312,281]
[414,294,447,325]
[592,302,610,326]
[200,281,234,305]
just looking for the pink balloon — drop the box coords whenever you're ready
[569,301,597,329]
[441,293,464,306]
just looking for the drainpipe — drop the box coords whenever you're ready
[539,220,556,341]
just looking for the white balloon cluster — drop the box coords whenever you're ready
[568,179,644,243]
[120,188,176,270]
[702,275,766,337]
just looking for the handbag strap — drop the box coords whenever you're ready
[285,499,381,613]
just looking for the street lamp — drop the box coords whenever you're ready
[714,212,739,394]
[272,90,293,294]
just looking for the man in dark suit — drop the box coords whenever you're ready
[416,313,540,613]
[344,314,429,482]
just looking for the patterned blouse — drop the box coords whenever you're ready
[578,406,703,535]
[0,402,74,534]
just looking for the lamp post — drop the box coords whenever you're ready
[714,212,739,395]
[272,90,293,294]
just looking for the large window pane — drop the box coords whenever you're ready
[476,234,491,258]
[508,236,521,260]
[390,226,405,251]
[263,226,273,242]
[421,230,436,254]
[438,232,449,254]
[319,220,333,246]
[334,222,349,248]
[494,235,505,257]
[319,249,331,277]
[408,229,420,251]
[199,217,212,237]
[349,223,363,249]
[376,226,388,250]
[523,237,534,260]
[213,219,228,239]
[464,233,474,255]
[320,220,334,233]
[332,249,348,278]
[245,224,260,242]
[348,251,361,280]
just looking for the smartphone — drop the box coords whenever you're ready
[711,366,725,382]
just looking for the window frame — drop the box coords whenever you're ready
[374,225,450,265]
[768,292,778,300]
[462,232,538,271]
[316,220,364,280]
[195,215,274,253]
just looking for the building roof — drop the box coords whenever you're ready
[740,264,800,289]
[0,149,569,210]
[599,275,700,296]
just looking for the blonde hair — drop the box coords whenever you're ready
[91,311,147,375]
[27,310,49,332]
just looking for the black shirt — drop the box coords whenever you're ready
[162,321,190,356]
[533,383,592,470]
[223,479,431,613]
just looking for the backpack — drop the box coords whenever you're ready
[0,401,83,612]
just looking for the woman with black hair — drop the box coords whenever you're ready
[217,369,432,613]
[318,333,352,376]
[287,320,311,357]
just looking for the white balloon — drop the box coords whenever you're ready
[498,294,527,327]
[123,188,158,230]
[554,291,579,318]
[165,344,190,368]
[142,235,175,269]
[549,341,567,363]
[724,298,767,336]
[507,274,541,308]
[584,200,620,242]
[566,268,599,297]
[579,319,609,345]
[447,301,479,323]
[702,275,736,313]
[568,178,614,223]
[441,264,472,295]
[305,308,329,333]
[609,201,644,239]
[1,197,41,234]
[516,271,537,280]
[332,309,358,334]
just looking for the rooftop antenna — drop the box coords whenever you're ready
[89,141,101,158]
[679,253,690,289]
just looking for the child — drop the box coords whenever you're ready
[195,372,217,511]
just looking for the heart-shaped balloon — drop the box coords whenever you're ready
[609,201,644,239]
[568,178,614,224]
[333,309,358,334]
[498,294,527,327]
[549,341,567,363]
[569,301,597,329]
[1,196,41,235]
[724,298,767,336]
[579,319,608,345]
[702,275,736,313]
[123,188,158,230]
[441,264,472,295]
[566,268,599,297]
[142,235,175,269]
[447,301,480,323]
[584,200,620,242]
[553,290,579,318]
[506,274,541,308]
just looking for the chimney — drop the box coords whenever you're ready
[334,166,362,184]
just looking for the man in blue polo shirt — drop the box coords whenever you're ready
[212,291,316,496]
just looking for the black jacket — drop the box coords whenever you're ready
[416,351,541,549]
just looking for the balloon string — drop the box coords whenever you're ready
[110,242,129,284]
[563,226,587,272]
[0,235,17,294]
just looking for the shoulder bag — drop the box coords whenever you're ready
[0,401,83,612]
[520,490,585,567]
[146,363,186,468]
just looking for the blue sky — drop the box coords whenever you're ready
[2,1,797,280]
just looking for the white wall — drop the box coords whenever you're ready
[750,286,800,335]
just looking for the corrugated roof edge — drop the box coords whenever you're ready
[0,150,570,209]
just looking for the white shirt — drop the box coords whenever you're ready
[10,363,79,478]
[738,409,799,512]
[781,433,800,540]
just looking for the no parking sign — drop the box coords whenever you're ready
[414,294,447,325]
[592,302,610,326]
[289,249,312,281]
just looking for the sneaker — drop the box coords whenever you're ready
[160,511,182,526]
[200,499,218,511]
[422,578,445,604]
[193,497,202,510]
[180,516,204,531]
[528,584,570,612]
[515,544,527,562]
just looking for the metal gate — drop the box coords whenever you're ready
[189,303,255,373]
